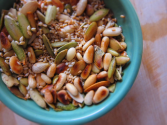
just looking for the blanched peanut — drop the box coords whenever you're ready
[83,45,94,64]
[32,62,49,73]
[54,73,67,91]
[47,63,56,78]
[82,38,95,51]
[76,0,87,16]
[84,90,94,105]
[36,74,46,87]
[66,47,76,61]
[28,74,37,89]
[103,53,112,71]
[74,77,83,93]
[66,83,78,96]
[84,74,97,89]
[27,47,36,63]
[9,56,23,74]
[93,86,109,104]
[101,36,109,52]
[103,27,122,36]
[97,71,108,81]
[44,89,53,104]
[41,73,52,84]
[76,53,83,60]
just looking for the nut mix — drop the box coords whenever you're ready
[0,0,130,111]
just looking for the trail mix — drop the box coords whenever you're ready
[0,0,130,111]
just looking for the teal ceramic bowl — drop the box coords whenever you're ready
[0,0,143,124]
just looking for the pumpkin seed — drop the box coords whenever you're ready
[0,57,11,75]
[19,78,28,87]
[51,42,68,47]
[108,84,116,93]
[56,102,77,111]
[109,38,124,52]
[34,50,43,56]
[57,42,78,53]
[55,49,67,64]
[107,48,119,57]
[42,27,50,34]
[84,22,97,41]
[36,10,45,23]
[90,8,109,22]
[0,10,8,32]
[45,5,57,25]
[108,57,116,79]
[42,34,54,57]
[115,69,122,80]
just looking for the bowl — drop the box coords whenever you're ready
[0,0,143,124]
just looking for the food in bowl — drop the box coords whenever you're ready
[0,0,130,111]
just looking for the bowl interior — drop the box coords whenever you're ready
[0,0,143,124]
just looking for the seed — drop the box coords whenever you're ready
[100,36,109,53]
[107,48,119,57]
[56,63,68,74]
[27,47,36,63]
[95,34,101,47]
[41,73,52,84]
[108,57,116,79]
[28,74,37,89]
[44,89,53,104]
[76,53,83,61]
[66,83,78,96]
[84,81,110,93]
[91,64,100,73]
[45,5,57,24]
[97,71,108,81]
[105,20,115,29]
[103,27,122,37]
[84,74,97,89]
[103,53,112,71]
[47,63,57,78]
[86,4,94,16]
[115,56,130,65]
[57,90,70,105]
[90,8,109,22]
[81,64,92,79]
[66,47,76,61]
[55,49,67,64]
[0,32,11,50]
[84,22,97,41]
[74,77,83,93]
[32,62,49,73]
[109,38,124,52]
[84,90,94,105]
[76,0,88,16]
[82,38,95,51]
[20,1,38,15]
[120,42,127,50]
[36,74,46,87]
[1,73,18,87]
[41,84,53,95]
[66,90,84,103]
[62,25,75,33]
[57,42,78,53]
[9,56,23,74]
[108,84,116,93]
[58,14,71,22]
[83,45,94,64]
[93,86,109,104]
[94,45,104,69]
[54,73,67,91]
[97,26,105,34]
[70,60,86,76]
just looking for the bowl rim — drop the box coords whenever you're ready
[0,0,143,124]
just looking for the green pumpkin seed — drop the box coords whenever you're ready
[11,41,26,63]
[57,42,78,53]
[42,34,54,57]
[52,75,59,85]
[42,27,50,34]
[45,5,57,24]
[56,102,77,111]
[115,56,130,65]
[108,84,116,93]
[37,10,45,23]
[108,57,116,79]
[84,22,97,41]
[109,38,124,52]
[115,69,122,80]
[55,49,67,64]
[51,42,68,48]
[19,83,27,96]
[4,15,23,41]
[34,50,44,56]
[107,48,119,57]
[0,57,11,75]
[18,13,31,39]
[90,8,109,22]
[19,78,28,87]
[22,39,28,49]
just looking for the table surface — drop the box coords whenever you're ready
[1,0,167,125]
